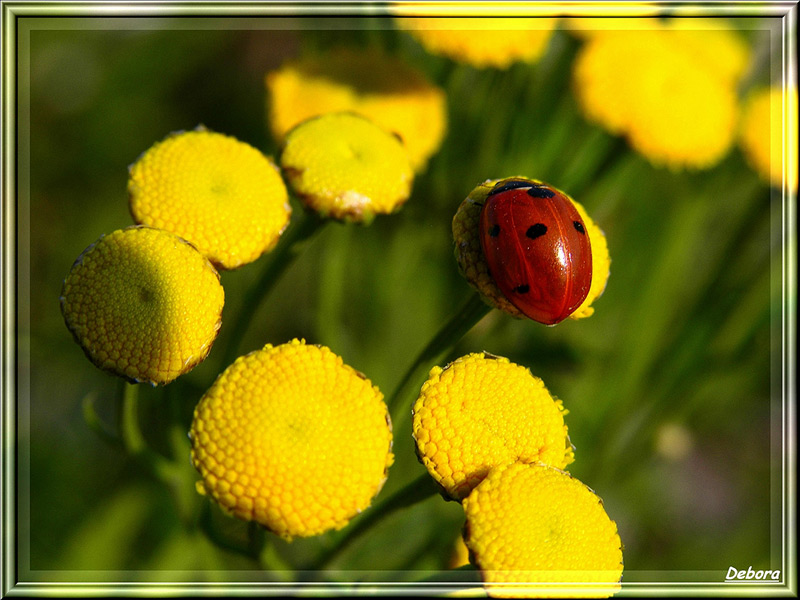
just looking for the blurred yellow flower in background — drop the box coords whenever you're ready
[563,16,662,39]
[397,17,557,69]
[663,19,751,87]
[739,85,798,192]
[265,47,446,171]
[573,21,750,169]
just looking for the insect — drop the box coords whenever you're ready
[479,178,593,325]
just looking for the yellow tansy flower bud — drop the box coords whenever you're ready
[452,177,610,323]
[60,226,224,385]
[279,112,414,223]
[412,352,574,501]
[573,29,742,169]
[739,86,799,192]
[128,127,291,270]
[190,339,393,540]
[463,462,623,598]
[397,18,557,69]
[265,48,447,171]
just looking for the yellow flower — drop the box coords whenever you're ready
[562,16,663,40]
[190,339,393,540]
[573,26,745,169]
[452,177,610,323]
[265,47,447,171]
[662,19,750,87]
[412,352,574,501]
[279,112,414,223]
[128,127,291,270]
[463,462,623,598]
[60,226,224,385]
[397,18,557,69]
[739,86,799,192]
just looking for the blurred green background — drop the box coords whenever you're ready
[18,13,785,591]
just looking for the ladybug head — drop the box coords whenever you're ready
[487,178,534,197]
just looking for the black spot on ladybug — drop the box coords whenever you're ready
[488,179,533,197]
[488,224,501,237]
[526,185,556,199]
[526,224,547,239]
[513,284,530,294]
[573,221,586,234]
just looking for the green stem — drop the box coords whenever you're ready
[120,382,146,455]
[247,520,267,559]
[218,210,328,371]
[308,473,440,571]
[119,382,178,484]
[199,503,260,561]
[82,392,122,448]
[388,292,492,424]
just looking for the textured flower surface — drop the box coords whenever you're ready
[573,24,746,169]
[190,339,394,540]
[412,352,573,501]
[463,462,623,598]
[739,86,798,192]
[129,127,291,270]
[452,177,610,322]
[266,48,446,171]
[60,226,224,385]
[280,112,414,223]
[397,17,557,69]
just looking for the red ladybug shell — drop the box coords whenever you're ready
[479,179,592,325]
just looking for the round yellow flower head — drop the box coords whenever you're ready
[128,127,291,270]
[739,86,798,192]
[397,17,557,69]
[265,47,447,171]
[573,28,741,169]
[60,226,224,385]
[279,112,414,223]
[190,339,394,540]
[463,462,623,598]
[412,352,574,501]
[452,177,610,323]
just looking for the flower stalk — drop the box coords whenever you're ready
[387,292,491,424]
[217,210,327,371]
[308,472,440,570]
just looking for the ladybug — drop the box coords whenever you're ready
[479,178,592,325]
